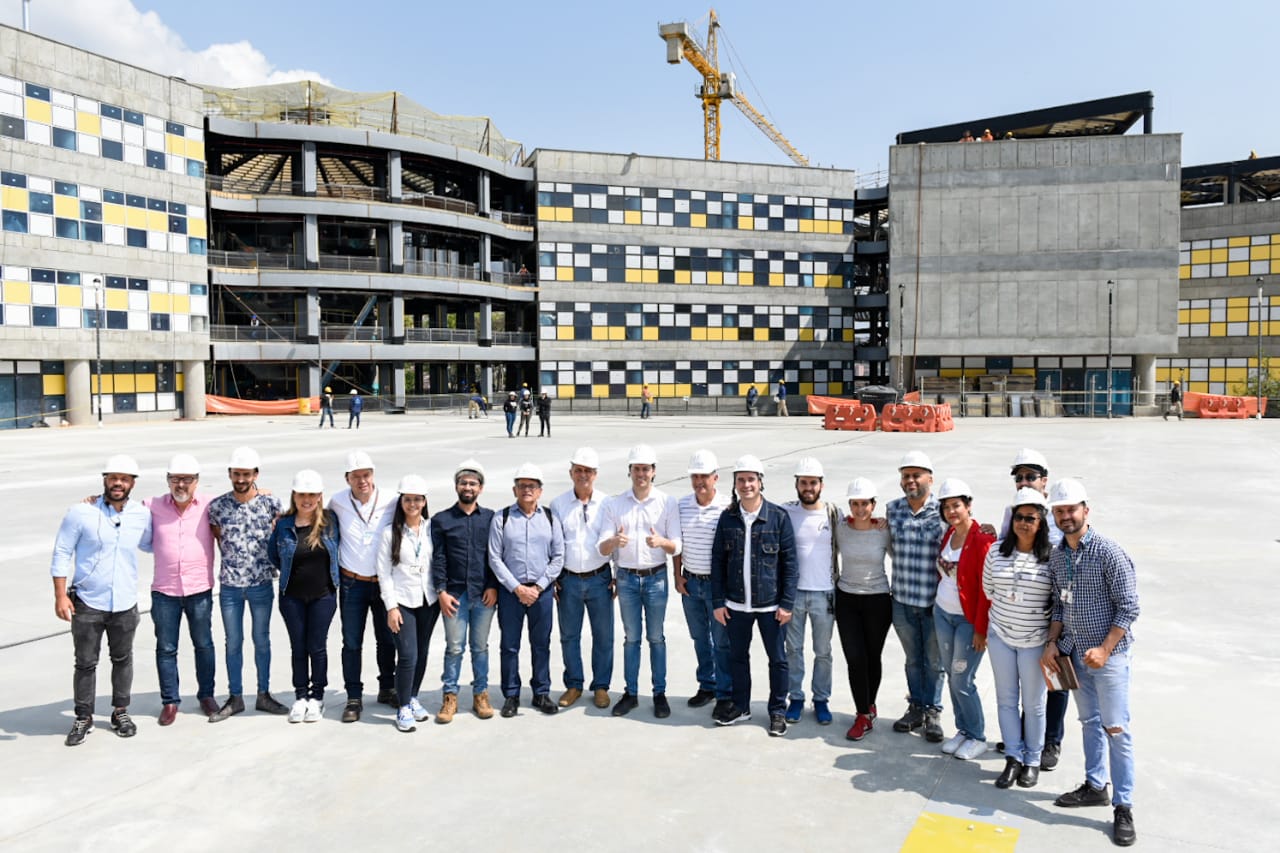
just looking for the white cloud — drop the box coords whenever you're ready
[0,0,331,87]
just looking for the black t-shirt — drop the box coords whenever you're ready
[285,526,334,602]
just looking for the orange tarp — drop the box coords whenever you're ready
[206,394,319,415]
[806,395,858,415]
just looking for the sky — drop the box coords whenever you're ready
[0,0,1271,176]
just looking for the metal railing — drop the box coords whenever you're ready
[492,209,535,228]
[399,191,477,216]
[404,328,476,343]
[208,250,303,269]
[494,331,534,346]
[489,270,536,286]
[402,259,480,280]
[316,254,385,273]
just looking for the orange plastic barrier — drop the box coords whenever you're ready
[1184,392,1264,418]
[207,394,320,415]
[824,404,855,430]
[933,403,955,432]
[849,402,877,431]
[880,403,940,433]
[822,402,878,431]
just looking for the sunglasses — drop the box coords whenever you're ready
[167,476,197,485]
[1012,473,1042,484]
[1012,513,1040,524]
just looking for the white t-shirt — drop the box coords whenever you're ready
[783,502,834,592]
[935,539,963,615]
[726,506,775,613]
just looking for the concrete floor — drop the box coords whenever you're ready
[1,411,1275,852]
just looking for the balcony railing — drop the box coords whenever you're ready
[404,328,476,343]
[209,251,536,289]
[210,325,531,347]
[316,254,386,273]
[402,259,480,280]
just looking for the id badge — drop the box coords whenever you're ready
[1060,589,1072,605]
[1007,591,1020,604]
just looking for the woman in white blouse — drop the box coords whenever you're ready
[377,475,439,733]
[982,487,1054,789]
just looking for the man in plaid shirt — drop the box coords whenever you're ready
[1042,478,1140,848]
[886,451,947,742]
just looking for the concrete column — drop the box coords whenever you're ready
[482,364,493,399]
[302,142,317,196]
[182,360,206,420]
[479,301,493,346]
[388,151,402,201]
[304,214,319,268]
[306,364,322,397]
[392,363,406,406]
[306,289,321,338]
[479,234,492,281]
[66,358,92,426]
[391,292,405,344]
[390,220,404,272]
[477,171,490,215]
[1134,353,1157,408]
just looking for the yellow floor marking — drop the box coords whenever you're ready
[900,811,1019,852]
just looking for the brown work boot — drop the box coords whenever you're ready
[472,691,494,720]
[436,693,458,725]
[558,687,583,708]
[593,688,611,709]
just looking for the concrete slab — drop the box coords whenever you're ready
[1,411,1276,851]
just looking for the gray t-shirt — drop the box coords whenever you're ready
[834,523,891,595]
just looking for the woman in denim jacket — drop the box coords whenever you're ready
[267,469,341,724]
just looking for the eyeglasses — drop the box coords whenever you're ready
[515,483,541,491]
[1012,513,1040,524]
[167,476,197,485]
[1012,473,1042,484]
[401,495,426,503]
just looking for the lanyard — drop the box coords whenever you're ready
[350,490,379,527]
[404,523,423,560]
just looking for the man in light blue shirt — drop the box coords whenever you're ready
[50,455,153,747]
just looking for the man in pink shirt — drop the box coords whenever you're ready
[149,454,219,725]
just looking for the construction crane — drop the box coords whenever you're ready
[659,9,809,167]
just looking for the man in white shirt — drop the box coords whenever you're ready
[673,449,732,718]
[781,457,840,727]
[550,447,614,710]
[329,450,398,723]
[597,444,682,718]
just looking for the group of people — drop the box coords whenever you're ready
[50,443,1139,847]
[502,385,552,437]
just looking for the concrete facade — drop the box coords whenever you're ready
[887,135,1182,404]
[0,26,209,427]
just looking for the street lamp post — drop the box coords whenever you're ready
[92,276,103,428]
[1106,279,1114,419]
[1258,277,1265,420]
[897,283,905,392]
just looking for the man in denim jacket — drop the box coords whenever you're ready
[711,455,798,737]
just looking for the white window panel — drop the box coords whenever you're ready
[32,283,56,305]
[724,273,737,285]
[573,253,589,266]
[1190,265,1210,278]
[554,182,571,192]
[607,210,623,224]
[29,213,54,237]
[147,231,167,251]
[658,255,674,270]
[93,395,113,415]
[591,268,607,282]
[26,121,51,145]
[675,199,689,213]
[641,211,657,225]
[168,157,186,175]
[1228,247,1249,262]
[707,200,721,215]
[539,326,556,341]
[126,311,147,330]
[537,181,554,191]
[574,302,591,311]
[190,295,208,315]
[122,125,144,146]
[187,205,205,219]
[557,311,573,324]
[186,125,203,142]
[590,194,606,209]
[658,314,673,326]
[104,224,125,245]
[143,115,163,131]
[1251,235,1270,245]
[4,266,27,280]
[0,75,19,94]
[124,145,145,166]
[675,314,690,327]
[641,255,657,270]
[156,391,175,409]
[128,292,148,311]
[171,315,189,333]
[100,117,122,140]
[574,370,591,384]
[1178,251,1190,265]
[0,92,21,115]
[1210,238,1227,248]
[171,281,189,295]
[168,234,187,253]
[136,394,157,412]
[57,306,82,327]
[78,134,100,156]
[1252,260,1270,276]
[145,129,164,150]
[658,212,673,227]
[641,197,657,211]
[691,271,706,285]
[150,279,169,293]
[5,305,30,326]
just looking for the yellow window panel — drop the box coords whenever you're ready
[626,384,642,398]
[150,293,172,312]
[1208,367,1226,382]
[1272,245,1280,259]
[25,98,52,124]
[553,325,571,340]
[829,382,843,395]
[1190,249,1210,264]
[175,373,184,392]
[166,133,184,154]
[1188,308,1210,323]
[1225,367,1248,384]
[1179,265,1190,279]
[769,272,784,287]
[707,270,723,285]
[641,327,658,341]
[172,295,190,314]
[691,328,707,341]
[57,285,81,307]
[690,213,706,228]
[737,216,754,230]
[608,326,625,341]
[113,374,136,393]
[675,270,691,284]
[625,268,641,284]
[2,186,28,210]
[1156,367,1170,381]
[43,374,67,395]
[939,368,964,378]
[675,384,692,397]
[1228,236,1250,247]
[91,375,114,394]
[590,326,608,341]
[641,269,658,284]
[1177,309,1190,323]
[54,195,79,218]
[1012,368,1036,376]
[799,328,814,342]
[1209,248,1228,263]
[134,374,157,393]
[799,382,814,396]
[738,273,753,286]
[1252,245,1270,261]
[624,210,641,225]
[76,111,101,135]
[706,328,723,341]
[188,219,206,239]
[798,219,814,233]
[125,208,147,228]
[1227,261,1249,278]
[185,140,204,161]
[842,329,854,342]
[1273,260,1280,274]
[559,385,577,399]
[556,266,573,281]
[590,383,610,398]
[1208,324,1226,337]
[147,211,168,231]
[753,328,769,341]
[105,290,129,311]
[659,384,675,398]
[103,203,126,226]
[4,281,31,304]
[536,206,556,221]
[554,207,573,222]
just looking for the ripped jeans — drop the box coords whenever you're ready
[1074,649,1134,807]
[933,607,985,741]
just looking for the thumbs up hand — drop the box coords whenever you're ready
[645,525,664,549]
[615,523,630,549]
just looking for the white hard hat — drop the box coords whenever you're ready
[626,444,657,466]
[349,389,359,395]
[733,454,765,476]
[793,457,824,478]
[167,453,200,476]
[936,478,972,501]
[843,477,877,501]
[103,454,141,476]
[396,474,429,496]
[513,462,544,484]
[454,459,485,482]
[686,449,718,475]
[1011,487,1049,509]
[1010,448,1049,475]
[227,447,260,470]
[898,450,933,472]
[345,450,375,473]
[291,469,324,493]
[570,447,600,469]
[1047,478,1088,507]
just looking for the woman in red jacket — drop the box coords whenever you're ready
[932,478,995,761]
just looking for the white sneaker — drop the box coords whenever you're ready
[955,737,988,760]
[408,697,430,722]
[941,731,967,754]
[288,699,307,723]
[303,698,323,723]
[396,705,416,733]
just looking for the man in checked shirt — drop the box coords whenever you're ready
[1042,478,1140,848]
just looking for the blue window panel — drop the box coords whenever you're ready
[105,276,126,289]
[33,306,58,327]
[82,309,100,329]
[128,278,148,291]
[82,223,103,243]
[125,228,147,248]
[2,210,28,233]
[145,149,165,170]
[0,116,24,139]
[165,121,184,136]
[105,310,128,330]
[28,192,53,213]
[186,160,204,178]
[146,198,166,212]
[103,189,124,205]
[101,139,123,160]
[81,201,102,221]
[55,218,80,239]
[168,216,186,234]
[32,268,55,283]
[52,128,77,151]
[55,181,78,196]
[188,238,207,255]
[123,110,144,126]
[99,104,123,120]
[126,194,146,208]
[150,313,170,331]
[168,201,187,215]
[1,171,26,187]
[56,271,81,285]
[190,283,208,296]
[25,83,50,100]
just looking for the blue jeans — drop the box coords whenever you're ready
[441,590,495,694]
[557,570,615,691]
[505,410,516,436]
[987,631,1046,766]
[279,592,336,700]
[219,581,275,696]
[392,602,439,707]
[318,408,334,427]
[347,409,361,428]
[497,585,554,697]
[151,589,216,706]
[1074,649,1135,807]
[339,575,395,700]
[933,607,985,740]
[891,600,943,711]
[725,609,788,715]
[680,572,732,699]
[786,589,835,702]
[616,568,667,695]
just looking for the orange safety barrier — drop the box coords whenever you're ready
[849,402,877,431]
[822,402,878,431]
[1184,392,1264,418]
[207,394,320,415]
[823,404,855,430]
[933,403,955,432]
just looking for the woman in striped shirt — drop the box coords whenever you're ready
[982,487,1054,790]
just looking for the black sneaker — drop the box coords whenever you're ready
[110,708,137,738]
[341,698,363,723]
[768,714,787,737]
[711,699,733,720]
[653,693,671,719]
[715,705,751,726]
[208,695,245,723]
[687,689,716,708]
[611,692,639,717]
[1041,742,1060,771]
[893,704,924,733]
[922,708,944,743]
[65,716,93,747]
[1113,806,1136,846]
[1055,781,1111,808]
[376,688,398,708]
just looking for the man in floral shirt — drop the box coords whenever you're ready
[207,447,289,721]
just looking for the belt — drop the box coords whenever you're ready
[620,564,666,578]
[340,568,377,583]
[681,569,710,581]
[566,564,611,579]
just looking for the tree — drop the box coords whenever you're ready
[1234,357,1280,398]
